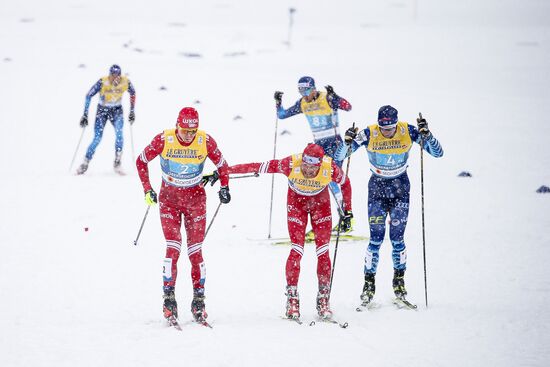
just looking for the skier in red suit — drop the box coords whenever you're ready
[228,143,352,320]
[136,107,230,324]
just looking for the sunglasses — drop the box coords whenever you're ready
[298,87,314,97]
[178,128,198,134]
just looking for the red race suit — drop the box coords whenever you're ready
[229,154,351,289]
[136,129,229,290]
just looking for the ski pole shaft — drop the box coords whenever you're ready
[69,127,86,172]
[268,114,279,239]
[329,122,355,297]
[419,112,429,308]
[205,202,222,238]
[133,206,150,246]
[229,173,260,180]
[130,124,136,163]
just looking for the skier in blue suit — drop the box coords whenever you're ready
[336,105,443,307]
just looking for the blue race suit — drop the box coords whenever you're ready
[83,76,136,160]
[277,91,351,213]
[335,122,443,274]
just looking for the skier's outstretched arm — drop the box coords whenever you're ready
[229,156,292,176]
[331,161,352,212]
[408,125,444,158]
[83,79,102,116]
[205,134,229,187]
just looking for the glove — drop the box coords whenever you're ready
[344,126,358,144]
[340,210,353,233]
[325,85,335,98]
[201,171,219,187]
[80,115,88,127]
[274,91,283,107]
[129,110,135,125]
[144,189,158,206]
[218,186,231,204]
[416,116,431,138]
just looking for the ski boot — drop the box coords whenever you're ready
[114,151,123,174]
[191,288,208,322]
[332,211,354,234]
[285,285,300,319]
[392,269,407,299]
[316,286,332,319]
[305,230,315,242]
[76,158,90,175]
[360,273,376,306]
[163,286,178,320]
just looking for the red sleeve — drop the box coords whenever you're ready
[228,156,293,177]
[206,134,229,187]
[339,97,352,111]
[331,161,352,212]
[136,133,164,193]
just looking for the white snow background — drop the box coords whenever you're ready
[1,0,549,366]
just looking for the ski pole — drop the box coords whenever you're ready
[133,206,150,246]
[329,122,355,298]
[419,112,429,308]
[129,124,136,163]
[69,126,86,172]
[205,202,222,238]
[229,173,260,180]
[286,8,296,47]
[267,114,279,239]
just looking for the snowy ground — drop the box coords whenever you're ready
[1,0,549,366]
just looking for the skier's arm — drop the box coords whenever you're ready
[277,99,303,119]
[229,156,292,176]
[408,125,444,158]
[206,134,229,187]
[335,128,369,161]
[331,161,352,212]
[83,79,102,116]
[128,80,136,112]
[136,133,164,192]
[327,93,352,111]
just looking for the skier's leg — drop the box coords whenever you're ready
[112,107,124,160]
[84,110,108,160]
[366,176,387,275]
[310,191,332,289]
[159,201,183,290]
[182,186,207,290]
[286,195,308,287]
[388,175,411,272]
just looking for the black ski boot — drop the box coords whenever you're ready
[191,288,207,322]
[393,269,407,299]
[360,273,376,306]
[163,287,178,320]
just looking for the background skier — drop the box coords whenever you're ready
[77,64,136,174]
[274,76,353,233]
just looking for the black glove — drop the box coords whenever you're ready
[80,115,88,127]
[201,171,219,187]
[340,210,353,233]
[416,116,431,138]
[344,126,358,144]
[274,91,283,107]
[325,85,335,98]
[129,110,135,125]
[218,186,231,204]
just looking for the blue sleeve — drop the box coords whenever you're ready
[277,99,302,119]
[334,128,369,161]
[128,80,136,96]
[408,125,444,158]
[84,79,102,115]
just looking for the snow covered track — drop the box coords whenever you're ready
[1,0,549,367]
